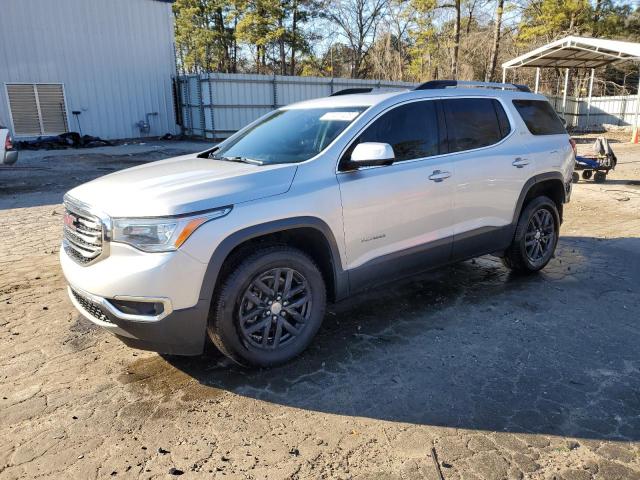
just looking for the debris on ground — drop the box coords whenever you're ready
[16,132,112,150]
[430,447,445,480]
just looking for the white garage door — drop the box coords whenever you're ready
[6,83,69,137]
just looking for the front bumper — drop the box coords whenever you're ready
[61,242,213,355]
[67,285,209,355]
[60,241,208,310]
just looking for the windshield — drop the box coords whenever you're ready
[212,106,367,164]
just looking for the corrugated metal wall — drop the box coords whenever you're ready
[177,73,416,139]
[178,73,638,137]
[548,95,640,129]
[0,0,178,139]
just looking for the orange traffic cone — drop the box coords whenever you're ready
[633,126,640,144]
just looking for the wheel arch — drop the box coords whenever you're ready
[513,172,567,225]
[198,217,349,309]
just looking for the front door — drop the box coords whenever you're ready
[337,99,454,291]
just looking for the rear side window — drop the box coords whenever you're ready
[357,100,440,161]
[512,100,566,135]
[442,98,511,153]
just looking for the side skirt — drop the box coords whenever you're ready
[451,225,515,262]
[346,225,515,295]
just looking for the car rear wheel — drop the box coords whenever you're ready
[208,246,326,367]
[501,196,559,274]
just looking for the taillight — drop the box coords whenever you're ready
[5,133,13,151]
[569,138,577,156]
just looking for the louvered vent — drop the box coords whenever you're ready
[6,83,69,136]
[6,84,41,136]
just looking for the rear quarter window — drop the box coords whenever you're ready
[512,99,566,135]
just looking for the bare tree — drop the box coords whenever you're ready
[440,0,462,79]
[464,0,480,34]
[485,0,504,81]
[369,0,415,80]
[290,0,299,74]
[324,0,388,78]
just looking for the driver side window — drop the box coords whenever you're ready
[355,101,440,163]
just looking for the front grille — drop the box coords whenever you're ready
[63,201,103,265]
[70,288,112,323]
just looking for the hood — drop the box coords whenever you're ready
[67,154,298,217]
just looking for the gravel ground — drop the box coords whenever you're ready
[0,140,639,480]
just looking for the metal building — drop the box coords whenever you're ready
[0,0,178,140]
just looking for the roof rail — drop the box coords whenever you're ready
[415,80,531,93]
[330,88,374,96]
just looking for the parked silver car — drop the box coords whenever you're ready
[0,126,18,165]
[61,81,575,367]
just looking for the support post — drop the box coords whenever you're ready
[586,68,595,130]
[272,73,278,110]
[633,64,640,143]
[207,73,215,140]
[562,68,569,121]
[502,68,506,84]
[198,75,206,138]
[534,67,540,93]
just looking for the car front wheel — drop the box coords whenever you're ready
[208,246,326,367]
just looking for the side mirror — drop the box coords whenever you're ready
[350,142,395,167]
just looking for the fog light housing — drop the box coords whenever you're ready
[110,299,165,316]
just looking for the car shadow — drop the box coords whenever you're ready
[157,236,640,442]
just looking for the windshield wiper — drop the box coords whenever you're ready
[212,155,264,166]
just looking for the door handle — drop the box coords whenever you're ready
[428,170,451,182]
[512,158,530,168]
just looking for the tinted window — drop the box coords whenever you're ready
[512,100,566,135]
[443,98,509,153]
[357,101,440,162]
[494,100,511,137]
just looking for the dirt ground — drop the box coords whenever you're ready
[0,139,639,480]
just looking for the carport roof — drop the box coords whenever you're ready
[502,36,640,69]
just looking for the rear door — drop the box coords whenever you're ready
[441,97,531,260]
[337,99,454,289]
[511,99,573,180]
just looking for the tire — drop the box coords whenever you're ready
[571,172,579,183]
[582,170,593,180]
[594,171,606,183]
[208,246,326,367]
[501,196,559,274]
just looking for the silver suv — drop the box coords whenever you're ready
[61,81,575,367]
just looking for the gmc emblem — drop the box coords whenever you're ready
[64,212,77,231]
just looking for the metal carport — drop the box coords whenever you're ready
[501,36,640,142]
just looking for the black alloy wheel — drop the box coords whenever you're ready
[208,246,326,367]
[524,208,555,264]
[237,268,312,350]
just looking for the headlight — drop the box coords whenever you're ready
[112,207,231,252]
